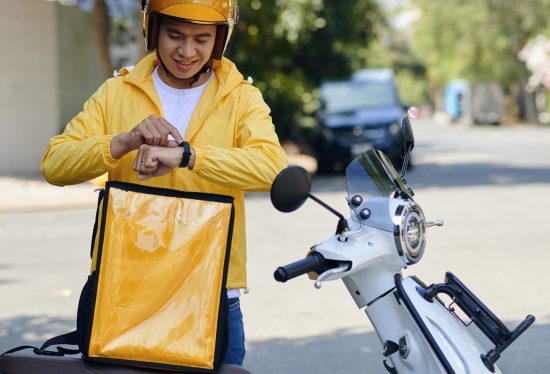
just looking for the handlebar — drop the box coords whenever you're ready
[274,252,328,283]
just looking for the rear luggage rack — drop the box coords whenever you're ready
[420,272,535,372]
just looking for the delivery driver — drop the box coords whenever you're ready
[41,0,287,366]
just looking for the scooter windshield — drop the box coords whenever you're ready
[346,149,409,230]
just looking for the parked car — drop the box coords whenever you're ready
[312,69,406,172]
[470,82,505,124]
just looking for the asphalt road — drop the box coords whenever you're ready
[1,119,549,373]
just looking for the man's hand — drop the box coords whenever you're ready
[133,144,189,180]
[110,116,184,159]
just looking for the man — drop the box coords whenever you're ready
[42,0,287,366]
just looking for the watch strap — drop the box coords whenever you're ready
[178,141,191,168]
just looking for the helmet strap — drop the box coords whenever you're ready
[156,48,179,81]
[189,59,213,88]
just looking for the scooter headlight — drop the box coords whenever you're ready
[397,203,426,264]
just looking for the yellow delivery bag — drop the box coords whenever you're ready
[76,181,235,372]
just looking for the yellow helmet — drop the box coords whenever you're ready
[142,0,239,60]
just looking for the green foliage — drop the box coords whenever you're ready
[410,0,550,88]
[82,0,388,139]
[395,69,430,106]
[110,15,135,47]
[226,0,382,139]
[361,22,430,106]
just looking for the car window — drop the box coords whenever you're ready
[320,81,397,113]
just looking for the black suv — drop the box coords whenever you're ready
[312,69,405,172]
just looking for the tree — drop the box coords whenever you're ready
[52,0,139,77]
[59,0,384,138]
[226,0,383,139]
[519,35,550,90]
[408,0,550,119]
[92,0,112,78]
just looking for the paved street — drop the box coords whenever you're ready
[1,119,549,373]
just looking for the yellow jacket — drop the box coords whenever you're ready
[42,53,288,288]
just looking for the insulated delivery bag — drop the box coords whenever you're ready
[2,181,235,373]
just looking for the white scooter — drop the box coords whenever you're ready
[269,114,534,374]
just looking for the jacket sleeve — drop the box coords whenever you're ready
[191,85,288,192]
[41,81,119,186]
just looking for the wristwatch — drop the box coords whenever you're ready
[178,141,192,168]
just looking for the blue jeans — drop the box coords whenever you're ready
[222,297,246,366]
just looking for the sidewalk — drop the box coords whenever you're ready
[0,177,98,214]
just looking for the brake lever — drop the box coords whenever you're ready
[314,264,351,289]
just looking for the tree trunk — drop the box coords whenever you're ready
[92,0,112,78]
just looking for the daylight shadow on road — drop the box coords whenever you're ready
[0,314,547,372]
[0,316,75,353]
[309,162,550,194]
[407,163,550,188]
[245,320,549,373]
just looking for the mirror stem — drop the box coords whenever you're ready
[308,193,345,220]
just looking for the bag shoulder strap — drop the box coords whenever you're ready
[2,330,80,357]
[40,330,80,352]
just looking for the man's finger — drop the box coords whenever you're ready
[145,122,163,146]
[166,140,180,148]
[152,164,173,178]
[142,159,159,173]
[139,119,155,145]
[133,149,142,172]
[140,146,159,172]
[151,116,171,145]
[160,118,184,144]
[135,144,149,172]
[159,131,169,147]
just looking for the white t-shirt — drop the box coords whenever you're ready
[152,67,241,300]
[152,66,213,138]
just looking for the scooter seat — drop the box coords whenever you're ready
[0,351,251,374]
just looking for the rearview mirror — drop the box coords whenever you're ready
[400,115,415,158]
[270,166,311,213]
[399,114,415,178]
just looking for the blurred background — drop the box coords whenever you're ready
[1,0,550,175]
[1,0,549,373]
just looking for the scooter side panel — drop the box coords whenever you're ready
[366,289,447,374]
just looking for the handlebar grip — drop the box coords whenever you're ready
[274,252,326,283]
